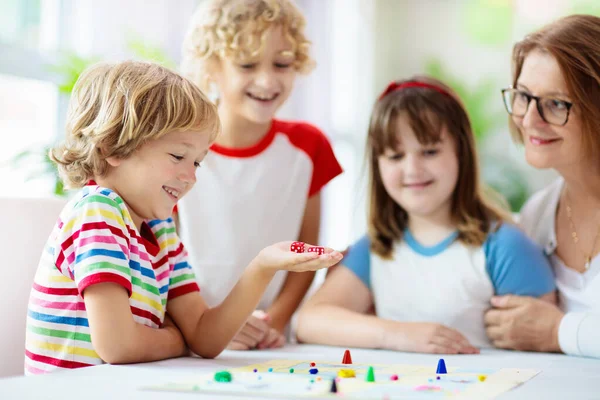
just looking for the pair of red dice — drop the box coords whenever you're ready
[290,241,324,255]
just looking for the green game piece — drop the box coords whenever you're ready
[289,368,295,373]
[365,366,375,382]
[310,379,315,383]
[214,370,232,382]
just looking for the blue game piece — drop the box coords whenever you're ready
[436,359,447,374]
[309,368,319,374]
[268,368,273,372]
[253,368,258,373]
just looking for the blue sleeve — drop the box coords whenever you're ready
[484,223,556,296]
[341,235,371,288]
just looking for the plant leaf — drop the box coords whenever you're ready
[126,35,176,69]
[47,52,100,94]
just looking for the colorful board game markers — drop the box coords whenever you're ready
[214,371,232,382]
[338,369,356,378]
[146,359,541,399]
[365,366,375,382]
[342,349,353,364]
[330,379,338,393]
[436,359,447,374]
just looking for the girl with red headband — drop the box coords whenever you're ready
[297,77,556,354]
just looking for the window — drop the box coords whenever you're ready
[0,75,59,196]
[0,0,62,197]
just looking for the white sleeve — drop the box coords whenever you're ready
[559,312,600,358]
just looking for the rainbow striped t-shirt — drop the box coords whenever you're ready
[24,185,199,375]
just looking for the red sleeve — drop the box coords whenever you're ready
[284,121,343,197]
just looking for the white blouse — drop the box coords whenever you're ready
[519,178,600,358]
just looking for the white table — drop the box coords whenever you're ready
[1,345,599,399]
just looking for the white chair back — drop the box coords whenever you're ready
[0,197,66,378]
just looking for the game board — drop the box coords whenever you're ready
[144,358,540,399]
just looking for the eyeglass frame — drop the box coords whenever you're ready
[501,87,574,127]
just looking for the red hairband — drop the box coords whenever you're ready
[378,81,452,101]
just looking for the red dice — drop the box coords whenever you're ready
[290,241,305,253]
[307,246,325,255]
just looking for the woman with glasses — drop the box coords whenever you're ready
[485,14,600,358]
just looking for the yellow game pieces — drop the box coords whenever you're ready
[338,369,356,378]
[478,375,487,382]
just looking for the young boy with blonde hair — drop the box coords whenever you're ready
[179,0,343,351]
[25,60,342,374]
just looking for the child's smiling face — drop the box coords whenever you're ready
[211,25,298,124]
[378,114,459,222]
[100,129,211,230]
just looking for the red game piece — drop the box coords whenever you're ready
[310,362,316,367]
[307,246,325,255]
[290,241,305,253]
[342,349,352,364]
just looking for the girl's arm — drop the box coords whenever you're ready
[296,265,479,354]
[267,193,321,332]
[84,283,187,364]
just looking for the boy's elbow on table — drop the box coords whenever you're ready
[189,343,223,360]
[92,334,139,365]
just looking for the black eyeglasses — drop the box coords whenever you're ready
[501,87,573,126]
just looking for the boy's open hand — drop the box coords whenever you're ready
[254,241,343,273]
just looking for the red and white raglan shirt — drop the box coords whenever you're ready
[25,184,199,374]
[177,119,343,309]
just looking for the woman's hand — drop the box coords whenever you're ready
[484,295,564,352]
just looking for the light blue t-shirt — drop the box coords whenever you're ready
[344,223,555,296]
[342,223,555,347]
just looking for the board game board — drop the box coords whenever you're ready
[144,358,540,399]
